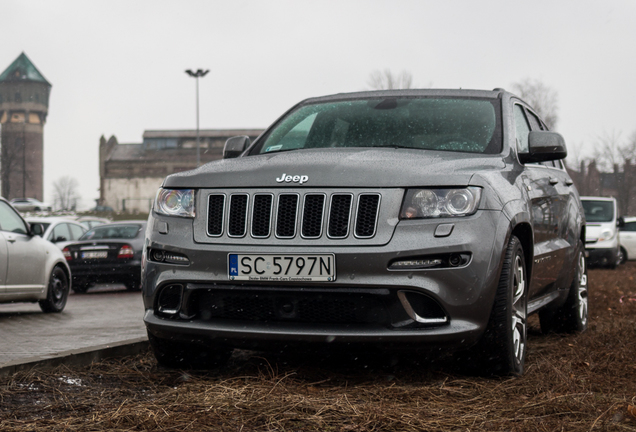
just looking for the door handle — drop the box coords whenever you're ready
[565,179,573,186]
[549,177,559,185]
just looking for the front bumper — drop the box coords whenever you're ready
[142,209,510,351]
[585,247,618,266]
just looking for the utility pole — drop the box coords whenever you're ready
[185,69,209,167]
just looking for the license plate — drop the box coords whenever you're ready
[81,251,108,259]
[228,254,335,282]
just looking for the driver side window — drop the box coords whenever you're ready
[0,201,28,234]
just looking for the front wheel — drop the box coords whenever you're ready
[475,235,528,376]
[39,266,70,313]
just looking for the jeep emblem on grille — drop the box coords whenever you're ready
[276,173,309,184]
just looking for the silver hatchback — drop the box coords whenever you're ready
[0,198,71,312]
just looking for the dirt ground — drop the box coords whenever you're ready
[1,264,636,431]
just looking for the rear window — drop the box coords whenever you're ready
[252,97,501,155]
[80,224,143,240]
[582,201,615,223]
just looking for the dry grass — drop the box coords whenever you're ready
[1,265,636,431]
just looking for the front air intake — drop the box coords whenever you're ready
[157,284,183,316]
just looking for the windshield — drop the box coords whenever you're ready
[252,97,501,155]
[582,201,615,223]
[80,224,143,240]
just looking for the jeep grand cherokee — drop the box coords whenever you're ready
[142,88,588,376]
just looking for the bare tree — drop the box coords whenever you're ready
[590,130,636,215]
[367,69,414,90]
[511,78,559,130]
[52,176,80,210]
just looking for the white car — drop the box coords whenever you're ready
[619,216,636,263]
[25,217,87,250]
[0,198,71,312]
[581,196,621,268]
[9,198,53,212]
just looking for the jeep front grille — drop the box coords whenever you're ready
[206,191,381,240]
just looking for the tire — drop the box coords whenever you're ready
[148,332,232,369]
[475,235,528,376]
[539,244,588,334]
[39,266,70,313]
[619,247,627,265]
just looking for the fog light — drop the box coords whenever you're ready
[152,249,165,262]
[389,259,443,270]
[149,248,190,265]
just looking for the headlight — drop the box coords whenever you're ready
[598,230,614,242]
[155,188,195,218]
[400,187,481,219]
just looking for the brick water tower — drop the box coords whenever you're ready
[0,52,51,200]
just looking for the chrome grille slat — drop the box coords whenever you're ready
[301,194,325,238]
[207,194,226,236]
[228,194,248,237]
[328,194,353,238]
[276,194,299,238]
[251,194,273,238]
[355,194,381,238]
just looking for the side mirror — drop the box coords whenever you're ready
[223,136,250,159]
[518,131,567,164]
[29,223,44,237]
[618,216,625,228]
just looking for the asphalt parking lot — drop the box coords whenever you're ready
[0,285,148,375]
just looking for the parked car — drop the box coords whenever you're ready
[74,216,111,230]
[0,197,71,312]
[142,88,587,376]
[619,216,636,263]
[62,221,146,293]
[88,205,114,213]
[26,217,87,249]
[10,197,52,212]
[581,196,622,268]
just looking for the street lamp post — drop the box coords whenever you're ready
[185,69,209,167]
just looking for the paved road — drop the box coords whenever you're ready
[0,285,147,372]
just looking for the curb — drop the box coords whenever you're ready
[0,337,149,377]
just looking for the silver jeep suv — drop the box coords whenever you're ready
[142,88,587,376]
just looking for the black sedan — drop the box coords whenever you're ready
[63,221,147,293]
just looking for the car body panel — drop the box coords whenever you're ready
[141,89,584,357]
[619,216,636,261]
[0,199,71,304]
[581,196,619,267]
[9,198,52,212]
[25,217,87,250]
[63,221,146,288]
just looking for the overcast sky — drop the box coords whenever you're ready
[2,0,635,209]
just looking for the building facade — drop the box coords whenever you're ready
[0,53,51,201]
[100,129,263,212]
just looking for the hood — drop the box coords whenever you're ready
[163,148,506,188]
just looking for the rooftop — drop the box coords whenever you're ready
[0,52,51,86]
